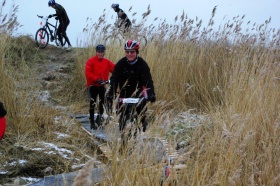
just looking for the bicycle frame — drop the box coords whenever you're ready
[37,15,58,41]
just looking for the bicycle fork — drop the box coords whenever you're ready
[39,20,46,44]
[119,110,139,151]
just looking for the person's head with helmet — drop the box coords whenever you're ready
[48,0,56,8]
[96,44,106,59]
[111,3,120,12]
[124,40,140,63]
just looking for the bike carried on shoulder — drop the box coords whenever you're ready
[35,15,66,49]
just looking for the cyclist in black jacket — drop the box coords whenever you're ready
[48,0,72,50]
[111,3,131,32]
[106,40,156,132]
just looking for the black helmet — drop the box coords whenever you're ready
[48,0,55,6]
[96,44,106,52]
[111,3,119,8]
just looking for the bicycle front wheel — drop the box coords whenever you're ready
[104,35,122,46]
[35,28,49,49]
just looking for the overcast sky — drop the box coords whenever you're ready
[6,0,280,47]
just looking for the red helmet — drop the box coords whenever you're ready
[124,40,140,50]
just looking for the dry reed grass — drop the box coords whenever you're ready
[1,2,279,185]
[73,5,279,185]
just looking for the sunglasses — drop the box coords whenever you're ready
[125,50,136,54]
[97,51,104,53]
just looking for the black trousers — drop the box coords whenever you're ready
[88,86,106,121]
[57,21,71,46]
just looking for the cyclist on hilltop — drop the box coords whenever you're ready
[85,44,115,130]
[111,3,131,32]
[106,40,156,134]
[48,0,72,50]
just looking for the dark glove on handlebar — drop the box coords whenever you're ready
[48,15,53,18]
[55,16,59,20]
[148,94,156,103]
[96,79,103,85]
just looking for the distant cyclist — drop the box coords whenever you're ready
[48,0,72,50]
[111,3,131,32]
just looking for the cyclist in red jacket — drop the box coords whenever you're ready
[85,44,115,130]
[0,101,7,140]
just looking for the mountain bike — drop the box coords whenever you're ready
[104,25,147,47]
[35,15,66,49]
[117,97,147,152]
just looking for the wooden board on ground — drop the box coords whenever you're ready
[72,114,181,164]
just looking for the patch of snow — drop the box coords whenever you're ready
[72,164,84,169]
[6,159,28,166]
[54,116,62,124]
[0,170,8,174]
[21,177,41,182]
[38,90,51,102]
[40,142,73,159]
[31,147,44,151]
[54,132,70,139]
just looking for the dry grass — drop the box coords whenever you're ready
[1,2,280,185]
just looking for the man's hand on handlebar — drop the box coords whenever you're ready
[148,93,156,103]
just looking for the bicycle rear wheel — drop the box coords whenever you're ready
[55,34,67,47]
[135,35,147,47]
[35,28,49,49]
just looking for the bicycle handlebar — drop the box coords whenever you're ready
[101,80,110,85]
[37,15,57,20]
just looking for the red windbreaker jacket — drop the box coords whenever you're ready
[85,55,115,88]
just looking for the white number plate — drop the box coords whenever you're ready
[120,98,141,104]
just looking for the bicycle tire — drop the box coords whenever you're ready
[135,35,147,47]
[35,28,49,49]
[120,111,139,146]
[55,34,66,47]
[104,35,122,46]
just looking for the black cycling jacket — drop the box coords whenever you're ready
[115,7,131,27]
[52,3,69,25]
[109,56,155,98]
